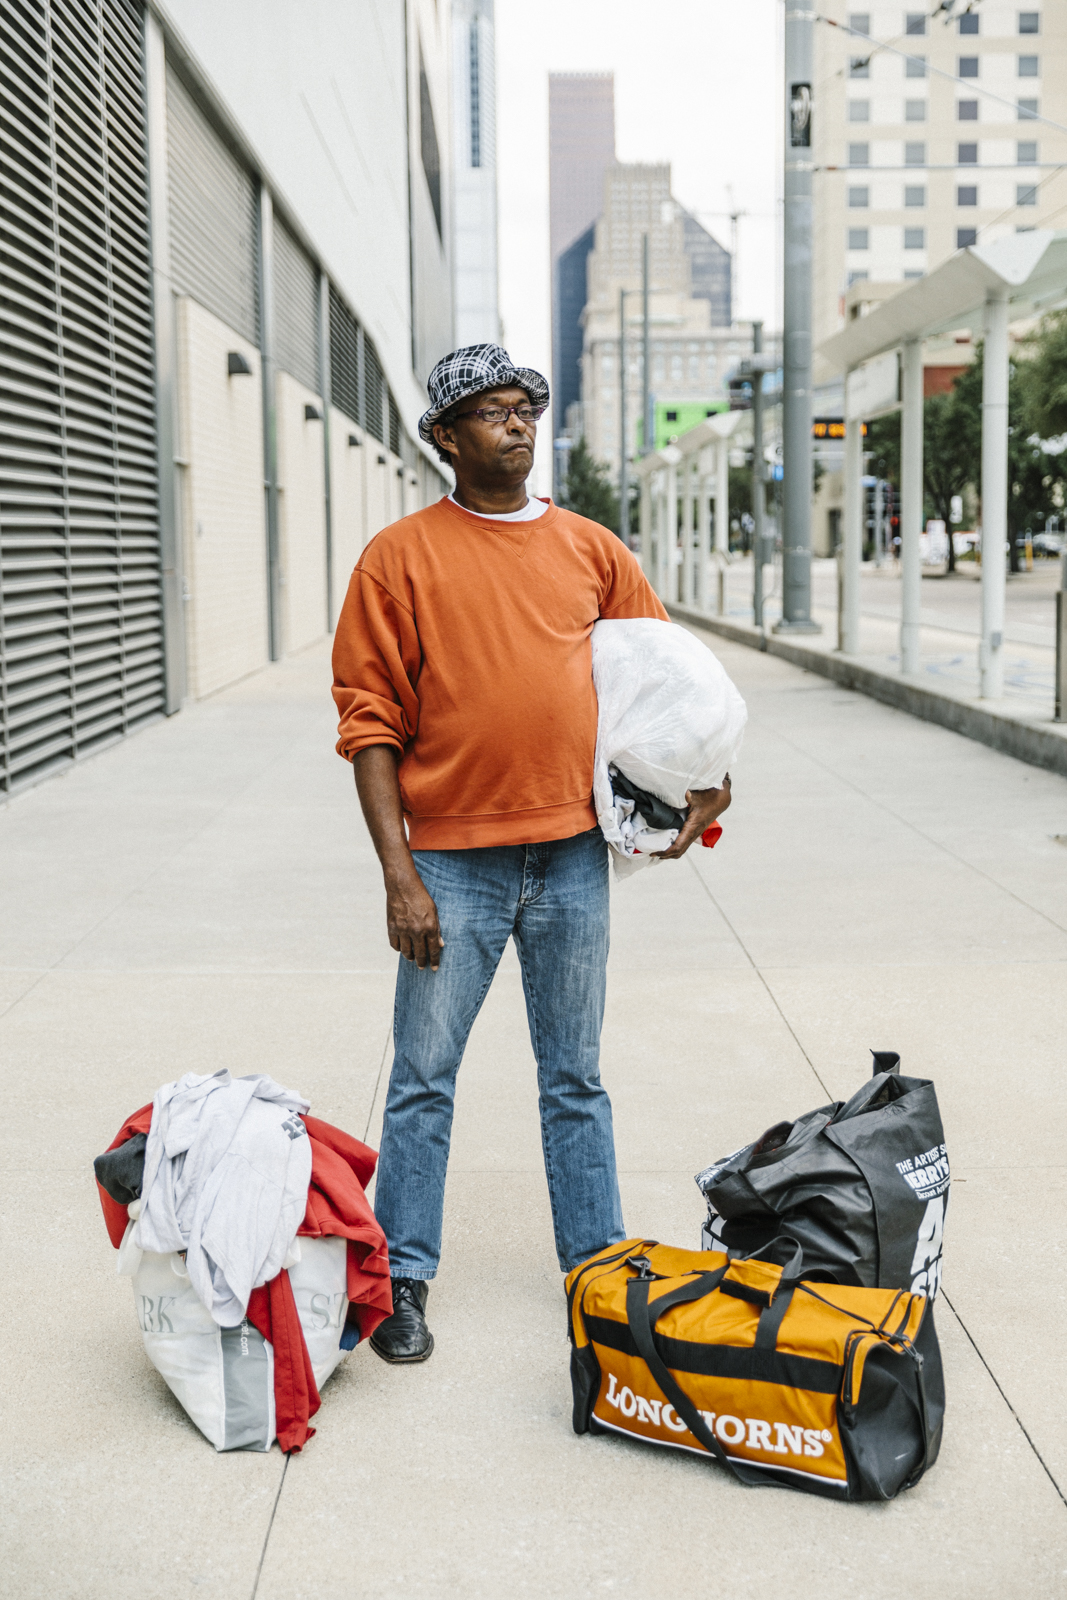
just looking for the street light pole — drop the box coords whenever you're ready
[642,232,652,456]
[777,4,820,633]
[619,286,629,542]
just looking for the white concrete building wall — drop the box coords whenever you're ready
[328,413,368,593]
[175,297,268,699]
[157,0,453,432]
[363,445,394,546]
[275,371,328,654]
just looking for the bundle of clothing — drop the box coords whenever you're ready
[95,1070,392,1452]
[592,618,747,877]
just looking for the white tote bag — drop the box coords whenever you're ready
[591,618,747,876]
[129,1235,349,1451]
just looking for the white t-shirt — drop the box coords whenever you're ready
[447,491,549,523]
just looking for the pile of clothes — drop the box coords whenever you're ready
[95,1069,392,1453]
[591,618,747,876]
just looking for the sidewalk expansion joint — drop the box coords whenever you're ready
[941,1290,1067,1509]
[685,856,833,1101]
[250,1454,290,1600]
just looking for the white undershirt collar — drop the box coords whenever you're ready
[447,491,549,523]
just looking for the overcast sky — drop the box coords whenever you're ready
[494,0,782,493]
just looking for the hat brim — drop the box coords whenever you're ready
[418,366,550,444]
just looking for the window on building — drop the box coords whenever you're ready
[419,53,443,240]
[904,270,924,280]
[904,227,926,249]
[906,99,927,120]
[1019,12,1040,32]
[849,99,871,121]
[957,226,978,246]
[1017,183,1038,204]
[1018,98,1039,118]
[848,185,870,207]
[958,141,978,163]
[906,54,927,76]
[850,56,870,77]
[906,12,926,33]
[905,185,926,206]
[958,56,979,76]
[959,10,979,31]
[848,227,870,249]
[665,409,678,422]
[848,12,870,33]
[849,142,870,165]
[957,184,978,205]
[1018,140,1038,162]
[1018,54,1039,75]
[468,20,482,167]
[848,270,870,285]
[958,100,979,119]
[905,141,927,165]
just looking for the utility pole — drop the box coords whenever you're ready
[777,5,820,633]
[751,321,766,628]
[618,286,629,542]
[641,232,652,456]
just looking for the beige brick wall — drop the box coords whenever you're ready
[329,410,368,600]
[176,297,268,700]
[276,371,328,654]
[363,440,397,544]
[814,2,1067,352]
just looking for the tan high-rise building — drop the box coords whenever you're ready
[813,1,1067,354]
[579,164,739,475]
[549,73,616,441]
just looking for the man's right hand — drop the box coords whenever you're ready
[386,867,444,971]
[353,745,445,972]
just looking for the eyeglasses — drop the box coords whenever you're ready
[450,403,546,425]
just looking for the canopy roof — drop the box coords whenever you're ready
[818,229,1067,374]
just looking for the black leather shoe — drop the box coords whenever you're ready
[369,1278,434,1363]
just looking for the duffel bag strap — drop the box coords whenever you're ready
[625,1275,772,1489]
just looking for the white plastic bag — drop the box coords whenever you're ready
[592,618,747,877]
[128,1234,349,1451]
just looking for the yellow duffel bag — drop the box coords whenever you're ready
[566,1239,944,1501]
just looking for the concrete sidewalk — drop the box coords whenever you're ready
[2,633,1066,1599]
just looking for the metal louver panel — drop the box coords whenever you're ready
[273,220,319,392]
[0,0,164,797]
[165,64,258,343]
[328,285,360,426]
[363,333,384,443]
[388,393,400,457]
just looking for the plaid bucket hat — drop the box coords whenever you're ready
[418,343,550,444]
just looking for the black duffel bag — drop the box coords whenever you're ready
[696,1052,948,1295]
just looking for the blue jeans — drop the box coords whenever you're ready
[373,826,625,1278]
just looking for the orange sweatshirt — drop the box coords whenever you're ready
[331,495,668,849]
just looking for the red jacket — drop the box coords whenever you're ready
[98,1107,392,1452]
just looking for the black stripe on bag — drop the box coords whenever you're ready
[584,1312,842,1395]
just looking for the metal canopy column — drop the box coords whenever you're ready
[980,289,1009,699]
[715,435,730,555]
[899,339,923,675]
[840,394,862,655]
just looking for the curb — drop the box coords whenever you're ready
[666,601,1067,780]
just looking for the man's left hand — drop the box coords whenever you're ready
[651,776,732,862]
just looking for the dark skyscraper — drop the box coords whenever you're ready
[549,73,616,442]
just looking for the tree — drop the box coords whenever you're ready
[560,437,620,534]
[1017,307,1067,441]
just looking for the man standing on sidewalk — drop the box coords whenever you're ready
[332,344,730,1363]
